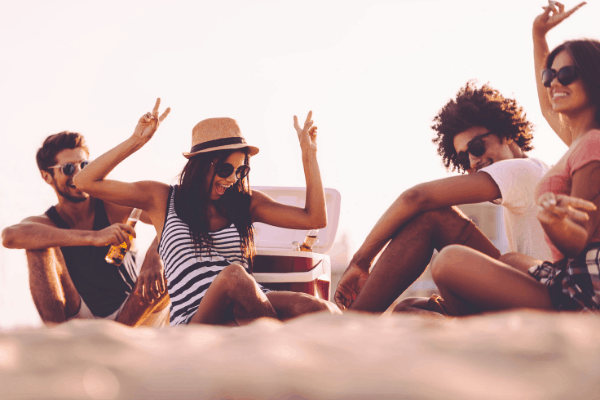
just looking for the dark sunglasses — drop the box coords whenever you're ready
[455,132,495,170]
[47,160,90,176]
[542,66,578,88]
[214,162,250,180]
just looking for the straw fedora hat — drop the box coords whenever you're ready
[182,117,259,159]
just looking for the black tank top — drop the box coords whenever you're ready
[45,199,137,317]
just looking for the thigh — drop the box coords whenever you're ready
[432,245,554,313]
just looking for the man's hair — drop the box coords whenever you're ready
[547,39,600,126]
[36,131,90,174]
[432,81,534,172]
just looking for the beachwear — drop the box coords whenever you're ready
[46,199,138,317]
[529,242,600,311]
[158,186,270,326]
[537,130,600,262]
[479,157,552,261]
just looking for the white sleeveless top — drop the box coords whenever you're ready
[158,187,258,326]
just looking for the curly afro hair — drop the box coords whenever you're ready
[432,81,534,173]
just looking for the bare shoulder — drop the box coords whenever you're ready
[249,189,275,209]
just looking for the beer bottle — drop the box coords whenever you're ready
[299,229,319,252]
[105,208,142,266]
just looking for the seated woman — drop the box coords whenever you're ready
[74,104,340,326]
[429,1,600,316]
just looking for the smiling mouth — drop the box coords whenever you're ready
[215,183,230,195]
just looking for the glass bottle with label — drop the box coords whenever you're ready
[299,229,319,252]
[105,208,142,266]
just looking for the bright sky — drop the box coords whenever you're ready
[0,0,596,328]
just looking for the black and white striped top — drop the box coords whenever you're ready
[158,186,250,326]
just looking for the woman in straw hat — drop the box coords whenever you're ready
[75,99,339,326]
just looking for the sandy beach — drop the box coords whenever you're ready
[2,310,599,400]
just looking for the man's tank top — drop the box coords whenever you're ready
[45,199,137,317]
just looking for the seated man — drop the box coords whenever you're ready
[2,131,169,326]
[334,81,552,314]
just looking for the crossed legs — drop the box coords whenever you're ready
[351,207,501,312]
[26,247,169,327]
[431,245,553,316]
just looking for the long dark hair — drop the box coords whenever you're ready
[174,149,256,267]
[546,39,600,125]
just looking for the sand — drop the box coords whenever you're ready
[1,310,599,400]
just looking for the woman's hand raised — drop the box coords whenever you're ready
[294,111,318,153]
[537,192,596,225]
[132,98,171,145]
[533,1,586,37]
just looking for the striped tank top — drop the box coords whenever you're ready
[158,186,253,326]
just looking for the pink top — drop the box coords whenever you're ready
[537,130,600,261]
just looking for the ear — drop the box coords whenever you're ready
[504,136,514,145]
[40,170,54,185]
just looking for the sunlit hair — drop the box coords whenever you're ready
[174,149,256,268]
[546,39,600,125]
[432,81,534,172]
[36,131,90,175]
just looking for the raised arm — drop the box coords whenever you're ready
[250,111,326,229]
[532,1,586,146]
[73,99,171,231]
[2,215,134,250]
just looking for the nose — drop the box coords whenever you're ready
[468,153,480,170]
[225,171,238,184]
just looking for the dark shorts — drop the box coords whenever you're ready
[529,242,600,312]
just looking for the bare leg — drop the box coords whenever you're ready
[351,207,500,312]
[392,297,447,319]
[189,264,278,325]
[26,248,81,325]
[266,291,342,321]
[499,252,542,274]
[431,245,554,316]
[115,284,170,327]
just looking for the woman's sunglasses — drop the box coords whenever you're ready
[542,66,578,88]
[455,132,495,170]
[47,160,90,176]
[214,163,250,180]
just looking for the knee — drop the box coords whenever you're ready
[397,207,457,236]
[217,263,253,291]
[431,244,468,284]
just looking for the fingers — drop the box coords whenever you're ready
[565,206,590,223]
[564,1,586,17]
[293,115,300,132]
[159,107,171,122]
[304,110,313,127]
[152,98,161,117]
[116,223,136,238]
[557,194,597,212]
[334,290,348,311]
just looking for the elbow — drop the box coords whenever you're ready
[2,227,17,248]
[315,215,327,230]
[71,173,88,191]
[400,185,428,210]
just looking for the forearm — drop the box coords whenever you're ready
[302,150,327,228]
[541,218,589,257]
[533,30,551,115]
[74,136,144,191]
[140,236,161,272]
[2,223,95,250]
[351,191,421,269]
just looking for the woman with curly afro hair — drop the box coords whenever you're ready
[335,81,551,314]
[431,1,600,316]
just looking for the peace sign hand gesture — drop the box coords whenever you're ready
[533,1,586,37]
[294,111,318,153]
[132,98,171,145]
[537,192,596,225]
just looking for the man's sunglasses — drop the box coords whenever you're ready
[542,66,578,88]
[214,163,250,180]
[47,160,90,176]
[455,132,495,171]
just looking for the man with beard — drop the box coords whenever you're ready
[2,131,169,326]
